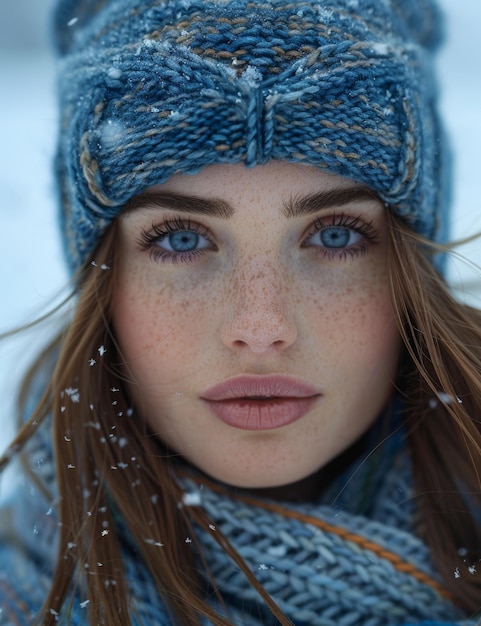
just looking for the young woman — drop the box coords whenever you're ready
[0,0,480,624]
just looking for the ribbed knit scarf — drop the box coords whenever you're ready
[5,399,472,625]
[173,448,464,626]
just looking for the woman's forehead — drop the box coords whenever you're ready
[135,162,378,205]
[122,162,383,225]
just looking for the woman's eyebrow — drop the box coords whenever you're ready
[126,192,234,218]
[126,185,378,219]
[283,185,379,218]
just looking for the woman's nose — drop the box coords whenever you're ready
[220,263,298,355]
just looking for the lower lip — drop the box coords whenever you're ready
[203,396,319,431]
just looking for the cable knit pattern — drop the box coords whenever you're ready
[52,0,450,272]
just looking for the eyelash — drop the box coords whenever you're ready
[137,213,379,265]
[138,217,214,264]
[303,213,379,260]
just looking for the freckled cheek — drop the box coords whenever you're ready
[112,265,220,363]
[302,275,398,364]
[350,293,399,362]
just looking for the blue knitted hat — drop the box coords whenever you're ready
[53,0,449,272]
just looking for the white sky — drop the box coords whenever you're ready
[0,1,480,454]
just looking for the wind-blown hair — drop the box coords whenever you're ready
[1,211,480,624]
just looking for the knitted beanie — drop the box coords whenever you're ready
[53,0,449,273]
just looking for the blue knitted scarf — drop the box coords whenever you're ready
[0,405,474,625]
[115,409,468,625]
[168,444,464,625]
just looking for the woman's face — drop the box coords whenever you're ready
[113,161,400,489]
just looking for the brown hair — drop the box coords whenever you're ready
[1,212,480,624]
[387,213,481,611]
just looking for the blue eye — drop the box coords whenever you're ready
[309,226,362,249]
[163,231,202,252]
[156,229,211,256]
[302,213,379,259]
[139,218,213,263]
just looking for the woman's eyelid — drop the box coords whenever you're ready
[136,218,215,264]
[155,214,211,235]
[303,209,381,242]
[138,214,215,248]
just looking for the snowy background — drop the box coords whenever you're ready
[1,0,481,458]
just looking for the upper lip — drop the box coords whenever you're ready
[201,375,322,401]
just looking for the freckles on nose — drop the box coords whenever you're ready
[218,258,300,348]
[230,263,289,309]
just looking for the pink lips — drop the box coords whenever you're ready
[201,375,322,431]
